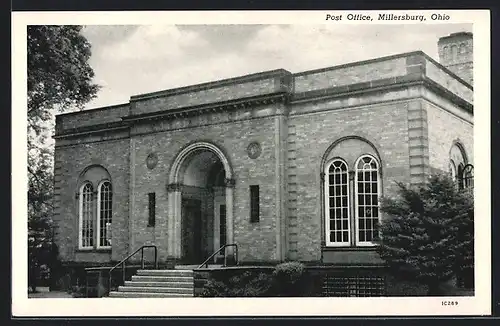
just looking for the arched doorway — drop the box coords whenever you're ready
[167,142,235,264]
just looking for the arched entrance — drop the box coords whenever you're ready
[167,142,235,264]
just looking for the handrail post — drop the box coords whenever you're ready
[155,247,158,269]
[141,248,144,269]
[122,262,125,285]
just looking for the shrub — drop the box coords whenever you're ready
[201,271,273,297]
[271,262,306,296]
[377,174,474,295]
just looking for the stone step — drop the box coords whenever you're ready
[109,291,193,298]
[131,275,194,283]
[136,269,193,276]
[124,281,194,288]
[118,286,193,294]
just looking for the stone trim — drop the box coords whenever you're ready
[407,101,430,187]
[53,122,129,139]
[293,51,421,78]
[291,74,472,113]
[131,69,291,101]
[166,183,183,192]
[224,178,236,188]
[124,92,289,123]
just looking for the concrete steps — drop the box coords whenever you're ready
[108,269,194,298]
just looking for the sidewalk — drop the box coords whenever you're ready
[28,287,75,298]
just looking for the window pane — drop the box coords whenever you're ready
[356,156,381,243]
[326,160,349,243]
[81,183,94,248]
[99,182,112,247]
[335,173,340,184]
[329,175,335,184]
[364,183,371,193]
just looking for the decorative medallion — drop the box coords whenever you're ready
[146,152,158,170]
[247,142,262,159]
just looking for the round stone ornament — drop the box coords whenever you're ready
[146,152,158,169]
[247,142,262,159]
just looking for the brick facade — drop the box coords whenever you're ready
[53,39,473,269]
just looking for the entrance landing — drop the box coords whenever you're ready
[175,264,223,270]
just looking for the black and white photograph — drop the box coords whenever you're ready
[13,10,491,317]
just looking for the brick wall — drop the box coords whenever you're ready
[426,101,474,171]
[128,110,283,262]
[55,104,129,134]
[288,100,411,261]
[425,60,473,103]
[293,56,408,93]
[53,138,130,263]
[52,50,473,267]
[130,71,291,116]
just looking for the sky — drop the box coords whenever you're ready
[81,23,472,110]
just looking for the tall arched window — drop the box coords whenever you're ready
[79,182,94,249]
[449,160,457,181]
[355,155,381,246]
[457,163,465,190]
[98,181,113,248]
[463,164,474,191]
[451,45,458,60]
[77,165,112,250]
[325,159,350,246]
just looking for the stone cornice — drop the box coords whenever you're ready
[291,73,473,114]
[53,121,129,139]
[130,69,291,102]
[123,92,289,123]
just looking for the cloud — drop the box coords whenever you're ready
[83,23,473,110]
[99,25,209,61]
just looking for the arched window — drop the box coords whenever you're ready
[443,46,449,60]
[79,182,94,249]
[457,163,465,190]
[98,181,113,248]
[355,155,381,246]
[449,160,457,181]
[325,159,350,246]
[463,164,474,191]
[459,43,467,54]
[451,45,458,60]
[77,165,112,250]
[449,142,468,190]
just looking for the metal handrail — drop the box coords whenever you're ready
[198,243,238,269]
[108,245,158,294]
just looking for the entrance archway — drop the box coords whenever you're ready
[167,142,235,264]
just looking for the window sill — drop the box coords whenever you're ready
[322,246,378,252]
[75,248,112,253]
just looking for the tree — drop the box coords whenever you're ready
[376,174,474,295]
[27,25,100,291]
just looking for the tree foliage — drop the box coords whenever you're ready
[376,174,474,294]
[27,25,99,291]
[28,25,100,136]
